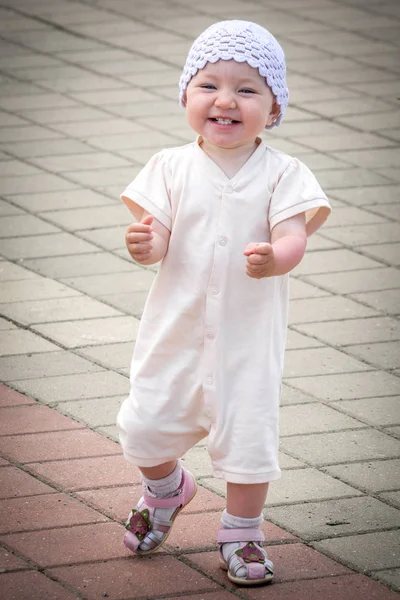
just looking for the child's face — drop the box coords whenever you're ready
[185,60,279,150]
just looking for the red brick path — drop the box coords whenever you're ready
[1,384,397,600]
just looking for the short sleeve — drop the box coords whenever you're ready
[120,151,172,230]
[269,158,331,236]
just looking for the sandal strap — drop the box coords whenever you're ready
[217,528,265,544]
[143,492,183,509]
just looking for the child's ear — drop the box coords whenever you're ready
[182,90,188,107]
[266,101,280,127]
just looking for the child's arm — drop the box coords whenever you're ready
[244,212,307,279]
[126,211,170,265]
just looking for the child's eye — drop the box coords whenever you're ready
[239,88,255,94]
[200,84,216,90]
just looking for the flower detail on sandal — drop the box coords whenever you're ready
[123,468,197,555]
[236,541,265,564]
[125,508,151,541]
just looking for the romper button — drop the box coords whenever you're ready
[210,286,218,295]
[206,376,213,385]
[219,237,227,246]
[207,332,214,339]
[226,185,233,193]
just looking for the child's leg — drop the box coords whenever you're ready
[124,460,197,554]
[227,482,269,517]
[219,482,274,586]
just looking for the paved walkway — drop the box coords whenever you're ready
[0,0,399,598]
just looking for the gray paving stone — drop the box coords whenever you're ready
[29,152,132,173]
[10,370,129,404]
[0,317,15,330]
[289,371,400,402]
[0,214,59,238]
[68,88,157,107]
[289,278,330,300]
[324,223,400,247]
[303,268,400,295]
[350,290,400,316]
[96,425,118,442]
[0,232,99,260]
[86,130,183,152]
[325,459,400,494]
[78,226,126,251]
[269,497,400,541]
[0,159,41,177]
[0,351,102,381]
[0,295,121,326]
[32,315,140,349]
[379,492,400,510]
[294,316,400,347]
[293,248,382,276]
[330,184,400,207]
[372,568,400,593]
[0,199,23,216]
[0,329,58,356]
[76,342,133,371]
[0,173,78,195]
[0,125,62,143]
[284,347,370,378]
[61,270,154,297]
[18,105,111,124]
[0,262,37,281]
[323,206,386,228]
[50,119,145,139]
[23,252,134,279]
[0,278,79,303]
[267,468,362,507]
[0,92,77,111]
[58,395,125,427]
[346,341,400,370]
[65,166,139,188]
[9,190,113,213]
[313,530,400,571]
[330,397,400,428]
[296,132,395,153]
[280,384,316,406]
[1,138,97,159]
[289,296,378,325]
[313,167,389,189]
[281,429,400,466]
[98,291,150,318]
[286,329,324,350]
[280,404,366,437]
[44,205,130,231]
[182,447,214,478]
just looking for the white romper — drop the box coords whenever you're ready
[117,136,331,484]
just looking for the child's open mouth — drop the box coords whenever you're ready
[210,118,239,125]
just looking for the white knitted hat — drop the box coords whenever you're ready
[179,20,289,129]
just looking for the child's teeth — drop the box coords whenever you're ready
[216,118,233,124]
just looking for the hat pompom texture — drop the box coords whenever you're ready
[179,20,289,129]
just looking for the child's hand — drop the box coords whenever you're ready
[244,243,275,279]
[126,214,154,263]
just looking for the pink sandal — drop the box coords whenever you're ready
[218,528,274,586]
[124,468,197,555]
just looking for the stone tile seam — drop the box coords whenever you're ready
[309,539,400,576]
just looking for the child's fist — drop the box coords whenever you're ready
[126,214,154,263]
[244,242,275,279]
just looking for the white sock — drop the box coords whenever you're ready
[142,462,182,498]
[221,509,264,579]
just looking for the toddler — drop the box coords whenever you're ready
[117,20,331,587]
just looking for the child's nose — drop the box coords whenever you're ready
[215,89,236,109]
